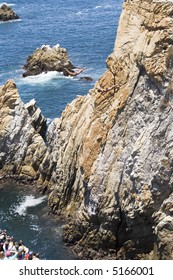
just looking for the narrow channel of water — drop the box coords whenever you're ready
[0,183,77,260]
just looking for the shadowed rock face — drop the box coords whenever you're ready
[25,99,47,139]
[1,0,173,260]
[0,4,19,22]
[22,44,74,77]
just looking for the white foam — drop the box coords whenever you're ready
[0,2,16,6]
[15,195,47,216]
[94,4,112,10]
[0,18,21,24]
[30,224,41,232]
[94,5,102,9]
[20,71,67,85]
[75,8,90,16]
[76,11,82,15]
[104,4,112,9]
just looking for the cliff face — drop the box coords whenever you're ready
[0,80,47,185]
[47,0,173,259]
[1,0,173,260]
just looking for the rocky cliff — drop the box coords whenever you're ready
[1,0,173,260]
[47,0,173,259]
[0,80,47,186]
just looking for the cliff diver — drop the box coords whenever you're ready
[64,67,86,77]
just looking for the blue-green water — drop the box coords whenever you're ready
[0,184,77,260]
[0,0,123,119]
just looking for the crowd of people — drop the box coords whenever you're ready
[0,229,40,260]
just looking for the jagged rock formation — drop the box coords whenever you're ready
[0,80,47,182]
[22,44,74,77]
[1,0,173,260]
[0,4,19,22]
[25,99,47,139]
[46,0,173,259]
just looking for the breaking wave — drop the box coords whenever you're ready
[19,71,72,85]
[14,195,47,216]
[0,18,21,24]
[0,2,16,6]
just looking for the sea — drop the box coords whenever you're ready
[0,0,123,259]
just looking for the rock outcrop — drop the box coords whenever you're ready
[1,0,173,260]
[22,44,74,77]
[0,4,19,22]
[79,76,93,82]
[25,99,47,139]
[0,80,47,183]
[46,0,173,259]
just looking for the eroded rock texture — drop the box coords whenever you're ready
[0,80,47,183]
[47,0,173,259]
[23,44,74,77]
[1,0,173,260]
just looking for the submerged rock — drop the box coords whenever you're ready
[22,44,75,77]
[79,76,93,82]
[0,4,19,22]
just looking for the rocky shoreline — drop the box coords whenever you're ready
[0,4,19,22]
[1,0,173,260]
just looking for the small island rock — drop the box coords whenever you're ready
[22,44,75,77]
[0,4,19,22]
[79,76,93,81]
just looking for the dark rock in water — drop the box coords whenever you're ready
[22,44,75,77]
[0,4,19,22]
[79,76,93,81]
